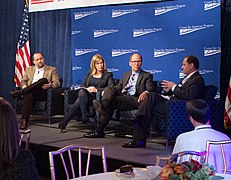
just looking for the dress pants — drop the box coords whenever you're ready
[96,86,139,132]
[21,78,48,122]
[131,92,168,141]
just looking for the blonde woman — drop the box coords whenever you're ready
[58,54,114,131]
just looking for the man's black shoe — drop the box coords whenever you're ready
[83,131,105,138]
[58,121,67,132]
[121,140,146,148]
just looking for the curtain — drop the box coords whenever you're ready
[0,0,25,103]
[0,0,231,104]
[30,9,72,88]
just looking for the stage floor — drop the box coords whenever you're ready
[25,115,173,164]
[19,115,174,178]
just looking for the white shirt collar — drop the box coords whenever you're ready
[194,124,211,130]
[186,70,197,79]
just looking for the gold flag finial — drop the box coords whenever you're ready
[26,0,28,6]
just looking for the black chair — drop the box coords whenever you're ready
[63,89,99,123]
[114,81,162,136]
[153,85,225,150]
[63,79,119,126]
[14,78,68,124]
[116,84,224,150]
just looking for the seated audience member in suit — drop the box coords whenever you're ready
[11,52,61,129]
[121,55,206,148]
[84,53,155,145]
[0,97,40,180]
[58,54,114,131]
[173,99,231,173]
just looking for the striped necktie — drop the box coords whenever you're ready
[121,74,135,95]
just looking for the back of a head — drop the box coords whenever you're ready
[0,97,20,178]
[186,99,210,124]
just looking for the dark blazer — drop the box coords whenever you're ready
[114,69,155,97]
[81,70,114,93]
[171,71,205,100]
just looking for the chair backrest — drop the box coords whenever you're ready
[153,80,162,94]
[49,144,107,180]
[19,129,31,149]
[59,78,63,87]
[206,140,231,174]
[155,150,207,166]
[204,85,218,100]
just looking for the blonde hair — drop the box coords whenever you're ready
[90,54,106,75]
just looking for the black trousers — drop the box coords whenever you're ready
[131,92,168,141]
[97,86,140,131]
[63,89,95,124]
[21,78,48,122]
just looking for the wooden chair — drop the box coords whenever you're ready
[49,144,107,180]
[206,140,231,174]
[155,150,207,166]
[19,129,31,149]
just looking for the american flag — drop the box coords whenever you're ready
[15,4,31,87]
[224,77,231,129]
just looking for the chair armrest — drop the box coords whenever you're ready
[46,87,69,115]
[64,89,79,105]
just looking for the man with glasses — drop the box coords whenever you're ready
[121,55,205,148]
[84,53,155,143]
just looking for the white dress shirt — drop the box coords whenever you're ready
[172,124,231,173]
[32,66,45,84]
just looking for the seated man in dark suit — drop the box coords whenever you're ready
[11,52,61,129]
[84,53,155,147]
[121,55,206,148]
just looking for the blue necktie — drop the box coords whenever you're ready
[121,74,136,95]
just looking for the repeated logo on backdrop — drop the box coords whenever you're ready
[112,9,139,18]
[204,0,220,11]
[154,4,186,16]
[71,0,220,92]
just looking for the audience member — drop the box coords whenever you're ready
[84,53,155,146]
[0,97,40,179]
[11,52,61,129]
[173,99,231,173]
[121,55,205,148]
[58,54,114,131]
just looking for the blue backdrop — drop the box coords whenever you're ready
[71,0,220,93]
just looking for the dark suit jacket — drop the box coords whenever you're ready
[114,69,155,97]
[170,71,205,100]
[81,70,114,93]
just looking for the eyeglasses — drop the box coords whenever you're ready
[130,60,142,63]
